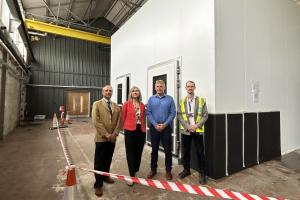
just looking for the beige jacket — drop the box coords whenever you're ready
[92,99,121,142]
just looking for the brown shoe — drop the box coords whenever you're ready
[104,177,115,184]
[147,170,157,179]
[94,187,103,197]
[166,171,173,181]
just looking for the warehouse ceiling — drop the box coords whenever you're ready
[20,0,148,36]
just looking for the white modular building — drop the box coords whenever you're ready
[111,0,300,178]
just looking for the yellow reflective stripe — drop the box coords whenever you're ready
[181,98,188,121]
[196,98,203,122]
[180,98,187,129]
[196,97,204,132]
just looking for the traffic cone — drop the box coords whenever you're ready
[50,113,58,130]
[66,112,71,124]
[63,167,77,200]
[52,113,57,128]
[60,111,65,128]
[66,168,76,186]
[61,117,65,128]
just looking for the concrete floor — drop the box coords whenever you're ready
[0,119,300,200]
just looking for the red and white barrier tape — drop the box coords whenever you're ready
[75,165,286,200]
[53,117,286,200]
[55,115,72,166]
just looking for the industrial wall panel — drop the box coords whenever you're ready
[259,112,281,163]
[28,35,110,118]
[187,112,280,179]
[244,113,258,167]
[227,114,243,175]
[30,35,110,86]
[27,86,103,118]
[204,114,226,179]
[3,69,21,137]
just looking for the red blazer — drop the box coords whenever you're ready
[122,100,146,132]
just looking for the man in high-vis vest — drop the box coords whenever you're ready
[178,81,208,185]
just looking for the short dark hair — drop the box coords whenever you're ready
[102,85,112,92]
[186,81,195,87]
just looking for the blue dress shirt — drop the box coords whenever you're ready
[147,94,176,127]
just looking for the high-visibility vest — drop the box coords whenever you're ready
[180,96,205,133]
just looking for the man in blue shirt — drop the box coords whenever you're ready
[146,80,176,180]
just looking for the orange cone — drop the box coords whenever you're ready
[61,117,65,128]
[66,168,76,186]
[64,167,77,200]
[66,111,71,124]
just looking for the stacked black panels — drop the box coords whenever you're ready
[244,113,258,167]
[259,112,281,163]
[227,114,243,175]
[189,112,281,179]
[205,114,227,179]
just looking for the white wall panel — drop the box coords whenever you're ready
[215,0,300,153]
[112,0,300,153]
[111,0,215,111]
[284,1,300,153]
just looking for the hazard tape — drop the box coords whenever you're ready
[74,165,286,200]
[53,116,287,200]
[52,114,72,166]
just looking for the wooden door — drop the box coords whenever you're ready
[67,91,90,116]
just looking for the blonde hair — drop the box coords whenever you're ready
[128,86,142,102]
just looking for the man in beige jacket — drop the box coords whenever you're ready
[92,85,121,197]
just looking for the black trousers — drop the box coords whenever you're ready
[150,125,172,172]
[181,133,205,173]
[94,142,115,188]
[124,124,146,176]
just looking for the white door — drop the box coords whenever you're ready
[147,59,180,155]
[115,74,131,105]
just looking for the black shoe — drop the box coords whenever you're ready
[199,173,207,185]
[103,177,115,184]
[178,169,191,179]
[166,171,173,181]
[147,170,157,179]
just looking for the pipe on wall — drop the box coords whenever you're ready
[27,83,102,90]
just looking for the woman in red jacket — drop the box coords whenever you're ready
[122,86,146,186]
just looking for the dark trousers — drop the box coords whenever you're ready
[125,124,146,176]
[94,142,115,188]
[150,125,172,172]
[181,133,205,173]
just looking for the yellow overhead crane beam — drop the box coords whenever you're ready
[24,19,111,45]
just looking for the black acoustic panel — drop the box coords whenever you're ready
[259,112,281,163]
[244,113,258,167]
[202,114,226,179]
[227,114,243,174]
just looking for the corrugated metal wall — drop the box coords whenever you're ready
[27,35,110,118]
